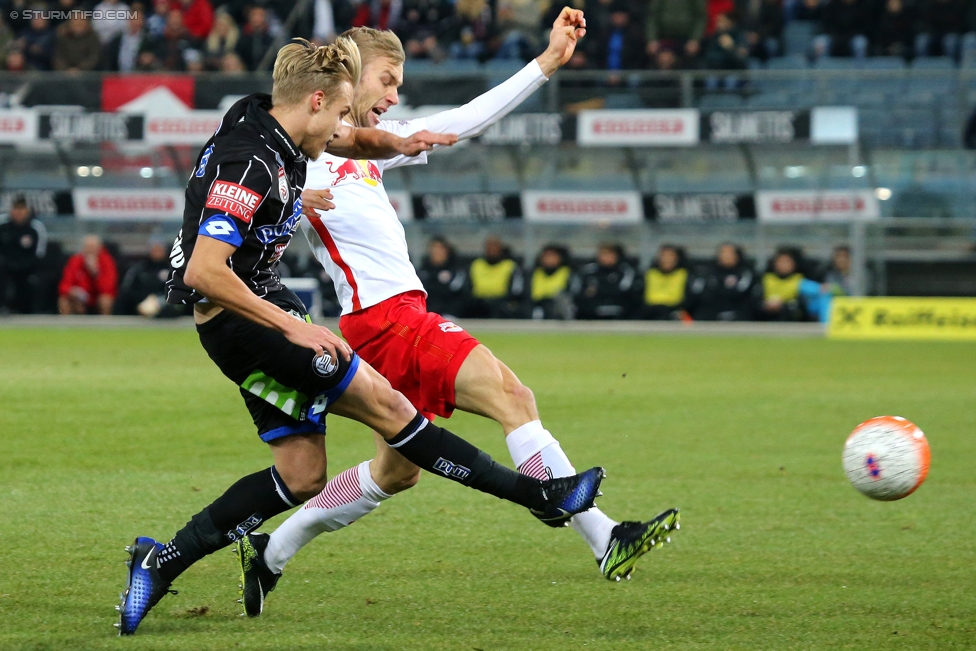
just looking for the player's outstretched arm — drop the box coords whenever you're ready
[184,237,351,361]
[326,125,458,160]
[393,7,585,153]
[536,7,587,77]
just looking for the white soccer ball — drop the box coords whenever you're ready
[842,416,931,501]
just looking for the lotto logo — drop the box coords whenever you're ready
[204,219,235,236]
[438,321,464,333]
[432,457,471,481]
[205,181,261,222]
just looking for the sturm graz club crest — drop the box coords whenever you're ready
[312,352,339,377]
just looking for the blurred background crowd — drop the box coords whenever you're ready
[0,196,852,322]
[3,0,976,73]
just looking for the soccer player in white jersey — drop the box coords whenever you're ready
[236,9,679,614]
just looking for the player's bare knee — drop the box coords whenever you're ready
[280,466,328,501]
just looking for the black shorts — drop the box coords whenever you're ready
[197,288,360,443]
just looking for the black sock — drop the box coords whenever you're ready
[156,466,300,583]
[387,413,545,511]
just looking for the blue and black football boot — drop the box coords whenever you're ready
[116,537,177,635]
[531,466,606,527]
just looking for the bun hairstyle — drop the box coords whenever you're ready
[272,37,362,107]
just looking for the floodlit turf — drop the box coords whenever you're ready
[1,327,974,650]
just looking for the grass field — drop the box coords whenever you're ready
[0,327,974,650]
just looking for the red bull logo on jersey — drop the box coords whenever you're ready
[327,159,383,187]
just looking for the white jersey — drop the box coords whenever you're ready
[303,60,548,315]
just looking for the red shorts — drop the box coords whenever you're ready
[339,291,481,420]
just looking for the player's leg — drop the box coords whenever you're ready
[263,432,416,575]
[455,344,680,580]
[454,344,616,550]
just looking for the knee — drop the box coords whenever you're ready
[500,368,536,414]
[372,373,417,423]
[281,465,328,502]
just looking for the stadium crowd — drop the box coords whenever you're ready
[0,201,851,321]
[0,0,975,73]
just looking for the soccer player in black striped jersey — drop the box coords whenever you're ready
[116,37,604,636]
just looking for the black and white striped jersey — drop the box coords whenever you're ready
[166,94,307,305]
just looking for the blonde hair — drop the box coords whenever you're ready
[272,37,362,107]
[340,27,405,67]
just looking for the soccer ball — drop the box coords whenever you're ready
[842,416,931,501]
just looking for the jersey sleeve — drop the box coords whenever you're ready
[375,117,430,171]
[197,157,274,248]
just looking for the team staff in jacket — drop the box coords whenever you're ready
[640,244,689,321]
[530,244,573,320]
[0,196,47,314]
[468,236,525,318]
[118,37,601,636]
[573,243,639,319]
[416,236,467,318]
[760,249,807,321]
[689,242,759,321]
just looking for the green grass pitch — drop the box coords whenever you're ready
[1,328,974,650]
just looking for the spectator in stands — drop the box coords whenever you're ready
[823,245,853,295]
[178,0,215,40]
[17,8,56,70]
[645,0,706,64]
[116,238,185,318]
[688,243,758,321]
[494,0,542,59]
[448,0,492,60]
[236,5,274,70]
[530,244,573,320]
[58,235,118,315]
[5,47,26,71]
[417,236,467,318]
[147,9,197,70]
[760,248,807,321]
[0,17,13,55]
[220,49,246,71]
[352,0,402,32]
[0,196,47,314]
[705,0,736,36]
[468,236,524,318]
[791,0,823,21]
[146,0,170,36]
[53,16,102,71]
[814,0,871,59]
[703,12,749,70]
[573,243,639,320]
[398,0,451,60]
[204,8,238,69]
[875,0,916,58]
[92,0,132,45]
[744,0,785,60]
[5,0,32,34]
[916,0,967,58]
[101,4,149,71]
[49,0,82,30]
[590,0,646,72]
[640,244,689,321]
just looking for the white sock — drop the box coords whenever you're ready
[264,460,391,573]
[506,420,617,558]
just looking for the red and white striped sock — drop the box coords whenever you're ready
[507,420,617,558]
[264,460,390,573]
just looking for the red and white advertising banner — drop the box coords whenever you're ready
[386,190,413,222]
[756,190,879,222]
[144,111,223,145]
[522,191,642,223]
[577,109,700,146]
[73,189,185,220]
[0,109,39,144]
